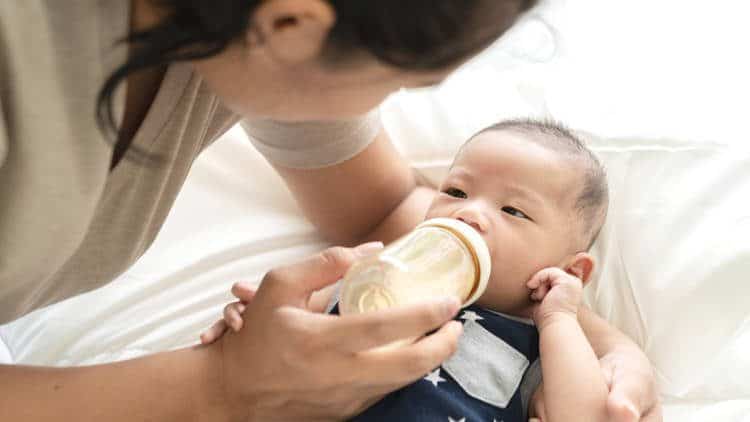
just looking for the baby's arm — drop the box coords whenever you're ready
[527,268,609,422]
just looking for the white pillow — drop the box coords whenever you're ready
[581,139,750,402]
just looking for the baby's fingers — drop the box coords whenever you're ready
[527,267,569,300]
[224,301,247,332]
[231,281,257,302]
[200,320,228,344]
[200,298,250,344]
[533,284,549,301]
[528,278,550,302]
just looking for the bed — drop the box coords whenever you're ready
[2,1,748,420]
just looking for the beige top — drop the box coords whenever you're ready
[0,1,379,323]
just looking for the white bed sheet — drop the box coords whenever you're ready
[0,336,11,364]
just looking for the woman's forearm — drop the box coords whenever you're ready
[274,130,420,246]
[577,305,661,421]
[361,185,435,244]
[577,304,634,357]
[0,343,228,422]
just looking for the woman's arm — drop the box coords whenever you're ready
[0,345,228,422]
[272,129,425,246]
[578,305,634,359]
[578,305,661,421]
[1,245,463,422]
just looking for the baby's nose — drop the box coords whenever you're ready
[457,217,483,233]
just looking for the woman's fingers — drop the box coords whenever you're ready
[638,402,663,422]
[218,243,466,422]
[606,377,650,422]
[529,383,547,422]
[272,300,463,387]
[606,398,640,422]
[262,243,381,306]
[601,351,662,422]
[322,298,460,352]
[355,320,464,386]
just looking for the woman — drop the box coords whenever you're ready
[0,1,660,420]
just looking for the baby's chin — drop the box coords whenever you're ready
[474,296,536,319]
[474,278,536,319]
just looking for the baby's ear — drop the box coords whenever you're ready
[565,253,595,285]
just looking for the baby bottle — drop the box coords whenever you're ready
[339,218,491,315]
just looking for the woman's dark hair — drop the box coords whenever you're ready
[99,0,536,168]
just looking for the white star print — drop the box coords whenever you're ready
[460,310,484,323]
[423,368,446,387]
[448,417,465,422]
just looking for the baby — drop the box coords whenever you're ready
[207,119,610,422]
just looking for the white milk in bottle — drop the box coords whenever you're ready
[339,218,491,315]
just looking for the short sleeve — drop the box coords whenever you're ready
[241,109,381,169]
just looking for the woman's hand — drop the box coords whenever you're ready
[598,345,663,422]
[217,244,464,422]
[529,355,662,422]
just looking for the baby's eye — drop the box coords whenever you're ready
[443,187,467,199]
[502,206,530,220]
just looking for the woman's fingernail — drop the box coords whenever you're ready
[353,241,384,256]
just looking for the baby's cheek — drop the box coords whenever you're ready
[474,274,505,307]
[424,204,446,220]
[475,273,532,313]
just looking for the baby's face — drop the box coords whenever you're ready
[425,130,582,315]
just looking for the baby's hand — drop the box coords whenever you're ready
[526,267,583,328]
[199,281,256,344]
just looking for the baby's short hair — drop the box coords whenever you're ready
[469,118,609,249]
